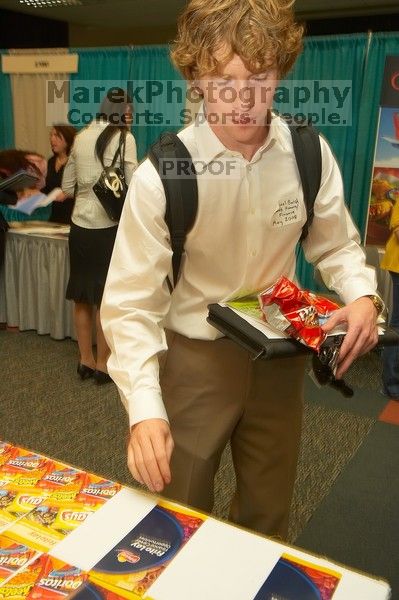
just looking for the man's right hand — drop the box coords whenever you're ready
[127,418,174,493]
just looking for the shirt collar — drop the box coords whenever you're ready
[269,112,290,152]
[253,112,289,156]
[193,104,226,166]
[193,103,288,165]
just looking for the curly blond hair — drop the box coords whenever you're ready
[171,0,304,80]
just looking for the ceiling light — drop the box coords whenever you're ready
[18,0,82,6]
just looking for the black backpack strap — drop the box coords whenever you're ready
[289,123,322,242]
[148,132,198,287]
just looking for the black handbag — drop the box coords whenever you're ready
[93,130,128,222]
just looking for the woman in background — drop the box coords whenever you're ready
[381,199,399,400]
[62,89,137,384]
[45,124,77,224]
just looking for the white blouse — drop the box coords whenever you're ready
[62,120,138,229]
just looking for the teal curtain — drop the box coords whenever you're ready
[70,47,131,80]
[350,32,399,238]
[0,50,14,150]
[0,204,51,222]
[129,45,186,160]
[69,46,132,131]
[69,46,185,160]
[278,34,369,290]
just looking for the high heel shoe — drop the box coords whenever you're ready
[77,363,95,380]
[93,370,112,385]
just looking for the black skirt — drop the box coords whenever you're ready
[66,222,118,306]
[50,198,75,224]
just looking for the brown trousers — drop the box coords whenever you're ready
[160,331,306,539]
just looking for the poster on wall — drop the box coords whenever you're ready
[365,55,399,246]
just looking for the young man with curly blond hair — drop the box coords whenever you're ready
[101,0,380,539]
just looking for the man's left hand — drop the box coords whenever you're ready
[321,296,379,379]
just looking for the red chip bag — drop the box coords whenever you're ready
[258,276,339,352]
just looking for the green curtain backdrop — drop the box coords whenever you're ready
[278,34,369,290]
[128,45,185,160]
[1,37,396,258]
[69,46,184,161]
[70,47,132,80]
[350,32,399,239]
[69,46,132,131]
[0,50,14,150]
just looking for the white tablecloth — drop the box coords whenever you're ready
[0,225,76,340]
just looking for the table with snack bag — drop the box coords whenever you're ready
[0,440,391,600]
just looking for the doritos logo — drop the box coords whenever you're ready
[38,576,83,591]
[7,455,43,471]
[82,485,115,497]
[42,471,76,485]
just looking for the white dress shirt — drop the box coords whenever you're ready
[62,120,138,229]
[101,112,378,427]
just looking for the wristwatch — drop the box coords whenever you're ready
[365,294,385,317]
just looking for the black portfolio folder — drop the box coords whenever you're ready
[207,303,399,360]
[0,170,38,193]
